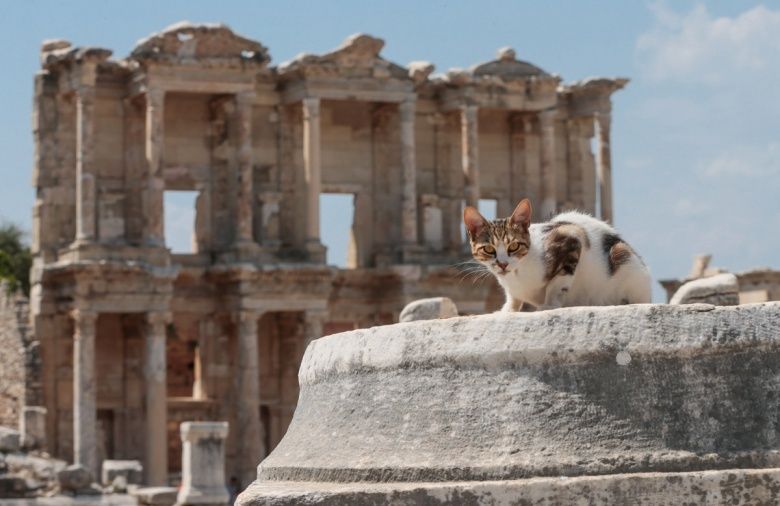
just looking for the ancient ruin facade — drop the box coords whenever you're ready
[29,22,626,487]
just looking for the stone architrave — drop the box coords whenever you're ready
[145,88,165,247]
[75,64,97,244]
[72,308,98,480]
[144,311,170,486]
[460,104,479,209]
[177,422,230,505]
[302,97,321,247]
[399,97,418,246]
[235,311,263,488]
[235,91,255,244]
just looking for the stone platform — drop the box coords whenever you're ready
[237,303,780,505]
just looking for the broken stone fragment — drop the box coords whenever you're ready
[132,485,178,506]
[670,273,739,306]
[399,296,458,322]
[407,61,434,84]
[101,459,143,488]
[0,427,21,453]
[55,464,92,494]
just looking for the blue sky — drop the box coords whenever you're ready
[1,1,778,301]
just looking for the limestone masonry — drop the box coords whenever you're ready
[25,21,625,489]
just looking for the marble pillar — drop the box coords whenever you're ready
[399,98,418,246]
[302,97,321,248]
[145,89,165,247]
[460,105,480,209]
[596,112,613,224]
[75,64,97,243]
[235,91,255,244]
[72,308,98,479]
[539,110,558,218]
[303,311,327,348]
[177,422,230,505]
[236,310,263,488]
[144,311,169,486]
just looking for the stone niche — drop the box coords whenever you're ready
[238,303,780,505]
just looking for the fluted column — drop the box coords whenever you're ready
[399,98,418,246]
[145,88,165,247]
[236,91,255,244]
[302,97,321,247]
[143,311,169,485]
[460,105,480,209]
[595,112,613,223]
[72,308,98,479]
[236,310,263,487]
[75,65,97,243]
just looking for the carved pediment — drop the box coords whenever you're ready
[279,33,409,81]
[131,22,269,68]
[471,47,549,81]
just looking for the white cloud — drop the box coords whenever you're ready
[699,142,780,178]
[637,2,780,84]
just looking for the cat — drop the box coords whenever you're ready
[463,199,652,311]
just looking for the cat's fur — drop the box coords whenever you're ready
[463,199,651,311]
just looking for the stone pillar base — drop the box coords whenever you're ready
[305,241,326,264]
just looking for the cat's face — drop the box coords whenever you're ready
[464,199,532,277]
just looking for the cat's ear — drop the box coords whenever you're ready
[511,199,532,229]
[463,206,488,239]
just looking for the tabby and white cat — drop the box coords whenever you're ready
[464,199,651,311]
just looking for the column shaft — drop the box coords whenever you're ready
[73,309,98,478]
[460,105,480,209]
[596,112,613,223]
[236,310,263,487]
[236,91,255,243]
[302,98,321,244]
[399,98,418,245]
[143,312,169,485]
[75,69,97,243]
[539,110,558,218]
[145,89,165,247]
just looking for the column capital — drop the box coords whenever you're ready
[236,90,256,108]
[70,307,98,325]
[238,309,262,325]
[146,311,172,328]
[302,96,321,118]
[399,97,416,122]
[146,87,165,107]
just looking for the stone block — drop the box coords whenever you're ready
[101,459,143,487]
[399,296,458,322]
[132,486,178,506]
[0,426,21,452]
[177,421,229,505]
[0,475,31,498]
[671,272,739,305]
[56,464,92,493]
[20,406,47,450]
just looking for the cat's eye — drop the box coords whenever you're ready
[481,245,496,255]
[507,243,521,253]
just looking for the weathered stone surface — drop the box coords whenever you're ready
[20,407,46,450]
[671,273,739,306]
[0,426,21,452]
[56,464,92,493]
[398,297,458,322]
[101,460,142,488]
[132,486,178,506]
[177,422,229,505]
[0,475,32,498]
[239,303,780,504]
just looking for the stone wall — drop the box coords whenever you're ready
[0,286,34,428]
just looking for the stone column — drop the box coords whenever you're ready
[75,64,97,243]
[177,422,229,505]
[522,116,543,212]
[399,98,418,246]
[595,112,613,223]
[235,91,255,244]
[302,97,322,247]
[145,88,165,247]
[143,311,169,485]
[460,105,480,209]
[303,310,328,348]
[72,308,98,479]
[539,109,558,219]
[236,310,263,487]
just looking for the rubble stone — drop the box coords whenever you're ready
[56,464,92,494]
[670,272,739,305]
[399,297,458,322]
[0,426,21,453]
[101,459,143,488]
[132,486,178,506]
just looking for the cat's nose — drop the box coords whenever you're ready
[496,261,508,271]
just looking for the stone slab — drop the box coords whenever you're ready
[671,273,739,306]
[238,467,780,505]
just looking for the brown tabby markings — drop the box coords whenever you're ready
[603,233,633,275]
[468,218,530,262]
[541,222,589,281]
